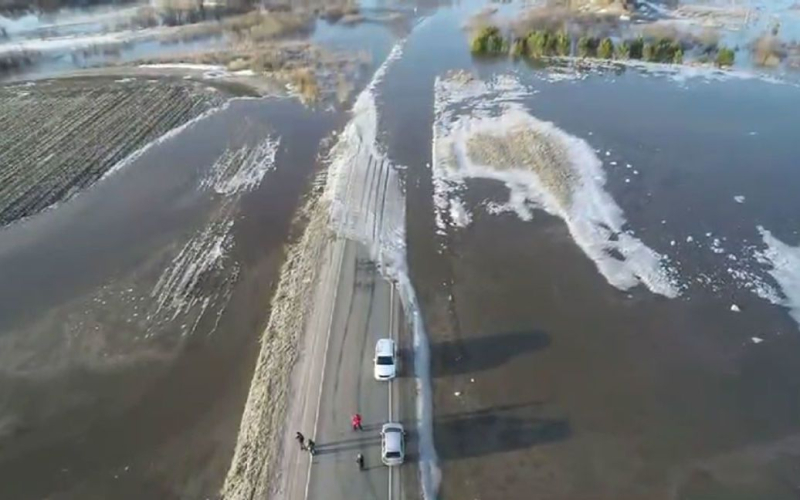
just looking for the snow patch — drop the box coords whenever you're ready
[200,136,280,196]
[433,73,679,298]
[150,204,239,337]
[755,226,800,327]
[449,198,472,228]
[140,63,225,71]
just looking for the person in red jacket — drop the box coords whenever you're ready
[351,413,363,431]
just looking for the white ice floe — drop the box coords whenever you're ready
[730,304,741,312]
[734,195,746,204]
[710,237,725,254]
[150,205,239,336]
[433,73,679,298]
[751,336,764,344]
[726,265,781,304]
[323,41,440,499]
[755,226,800,327]
[449,198,472,228]
[200,136,280,196]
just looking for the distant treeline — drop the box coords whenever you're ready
[471,27,736,67]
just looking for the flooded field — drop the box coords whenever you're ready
[0,77,225,225]
[0,86,344,497]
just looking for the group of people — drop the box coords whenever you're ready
[295,431,317,455]
[296,413,366,471]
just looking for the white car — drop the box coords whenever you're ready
[381,422,405,466]
[373,338,397,381]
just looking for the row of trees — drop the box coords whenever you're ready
[470,27,736,67]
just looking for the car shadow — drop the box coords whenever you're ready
[429,330,551,378]
[433,402,570,461]
[314,435,381,456]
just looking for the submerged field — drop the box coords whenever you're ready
[0,78,225,226]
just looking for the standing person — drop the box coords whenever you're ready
[307,439,316,455]
[351,413,363,431]
[356,453,365,471]
[296,431,306,450]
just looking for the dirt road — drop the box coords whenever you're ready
[279,237,418,500]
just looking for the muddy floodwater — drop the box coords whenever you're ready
[4,0,800,498]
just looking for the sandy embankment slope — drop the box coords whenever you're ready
[221,175,334,499]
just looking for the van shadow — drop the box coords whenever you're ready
[434,403,571,461]
[429,330,551,378]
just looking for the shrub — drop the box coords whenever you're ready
[645,38,681,62]
[753,35,784,67]
[555,30,571,56]
[489,34,507,53]
[471,26,506,55]
[598,38,614,59]
[470,35,486,53]
[642,42,656,61]
[670,40,682,59]
[629,36,644,59]
[616,40,630,59]
[527,30,551,57]
[577,36,596,58]
[673,46,683,64]
[510,37,526,57]
[716,47,735,67]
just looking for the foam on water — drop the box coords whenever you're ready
[433,73,680,298]
[323,41,440,498]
